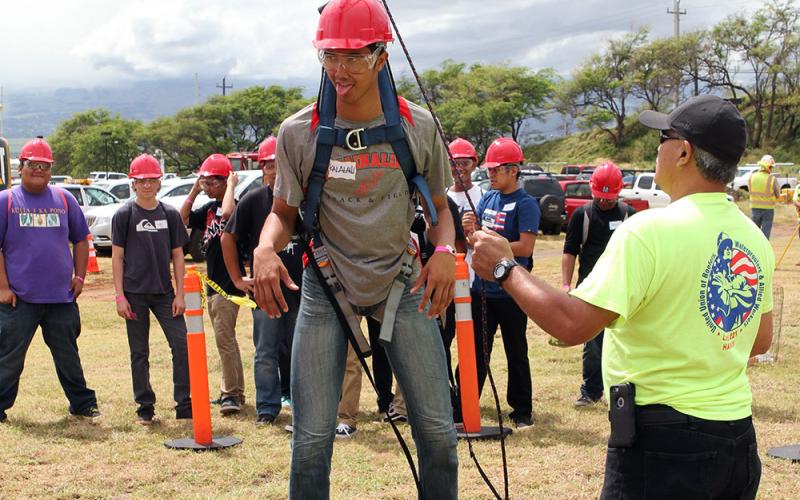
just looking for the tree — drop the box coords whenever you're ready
[398,61,555,152]
[566,28,648,146]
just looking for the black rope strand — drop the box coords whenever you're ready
[379,1,510,499]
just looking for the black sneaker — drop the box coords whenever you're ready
[0,411,7,423]
[256,414,276,425]
[210,395,223,405]
[574,395,600,407]
[71,406,101,419]
[511,415,534,429]
[175,407,192,420]
[335,422,357,438]
[220,398,241,415]
[136,413,154,426]
[382,403,408,423]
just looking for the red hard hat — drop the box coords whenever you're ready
[448,138,477,161]
[199,154,233,177]
[313,0,393,50]
[258,136,277,162]
[590,162,624,199]
[129,154,163,179]
[482,137,524,169]
[19,138,54,164]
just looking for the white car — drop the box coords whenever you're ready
[58,184,120,214]
[103,179,134,201]
[619,172,671,209]
[88,171,128,183]
[728,164,797,192]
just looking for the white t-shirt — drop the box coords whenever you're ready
[448,184,484,284]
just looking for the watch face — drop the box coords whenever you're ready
[493,262,507,281]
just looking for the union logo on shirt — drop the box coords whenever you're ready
[699,233,765,346]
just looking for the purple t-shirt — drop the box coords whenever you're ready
[0,186,89,303]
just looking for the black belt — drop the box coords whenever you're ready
[636,404,751,427]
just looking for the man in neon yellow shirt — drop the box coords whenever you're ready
[748,154,780,238]
[469,95,773,498]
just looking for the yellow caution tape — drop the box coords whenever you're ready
[188,269,257,309]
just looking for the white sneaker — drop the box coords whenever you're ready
[335,422,357,439]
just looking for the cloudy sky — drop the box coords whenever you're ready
[0,0,760,92]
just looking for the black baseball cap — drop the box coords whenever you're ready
[639,95,747,162]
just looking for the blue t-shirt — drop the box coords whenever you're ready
[0,186,89,303]
[472,188,540,298]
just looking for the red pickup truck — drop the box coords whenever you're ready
[560,180,649,226]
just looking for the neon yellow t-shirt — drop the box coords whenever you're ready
[571,193,774,420]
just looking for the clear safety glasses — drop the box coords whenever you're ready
[318,48,381,74]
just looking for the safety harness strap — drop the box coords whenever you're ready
[378,241,417,345]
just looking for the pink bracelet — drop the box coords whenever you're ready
[74,276,84,284]
[115,295,127,304]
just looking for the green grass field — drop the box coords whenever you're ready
[0,204,798,499]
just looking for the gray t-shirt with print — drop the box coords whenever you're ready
[274,100,451,307]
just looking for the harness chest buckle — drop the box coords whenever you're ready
[345,128,367,151]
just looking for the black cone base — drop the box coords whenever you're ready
[767,444,800,462]
[455,423,513,440]
[164,435,242,451]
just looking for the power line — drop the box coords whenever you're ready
[216,76,232,97]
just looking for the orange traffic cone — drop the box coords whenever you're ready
[454,253,512,440]
[165,265,241,450]
[87,234,101,273]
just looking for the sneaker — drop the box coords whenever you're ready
[335,422,357,439]
[175,407,192,420]
[220,398,241,415]
[383,408,408,423]
[256,414,276,425]
[71,406,101,419]
[548,337,570,348]
[210,395,223,405]
[281,396,292,409]
[136,413,154,426]
[511,415,534,429]
[0,411,7,423]
[574,395,600,407]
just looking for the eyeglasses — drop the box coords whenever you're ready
[659,132,683,144]
[24,162,52,171]
[452,159,474,169]
[318,48,381,74]
[200,176,226,185]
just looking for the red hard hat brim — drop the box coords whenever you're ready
[23,156,54,164]
[451,153,478,160]
[260,154,276,162]
[591,188,621,200]
[312,38,386,50]
[130,173,163,179]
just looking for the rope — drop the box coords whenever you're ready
[380,1,510,498]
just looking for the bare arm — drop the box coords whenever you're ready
[222,232,253,294]
[561,253,577,290]
[171,246,186,316]
[509,231,536,259]
[470,229,617,345]
[252,198,299,317]
[750,311,773,357]
[70,239,89,299]
[413,193,456,318]
[180,179,202,225]
[221,172,238,220]
[0,253,17,306]
[111,244,133,319]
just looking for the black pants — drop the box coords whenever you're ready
[0,301,96,414]
[125,292,191,416]
[601,405,761,499]
[581,330,604,400]
[367,317,394,412]
[458,295,532,419]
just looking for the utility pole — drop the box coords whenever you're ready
[194,73,200,105]
[216,76,232,97]
[667,0,687,108]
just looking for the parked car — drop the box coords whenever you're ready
[560,180,649,228]
[88,171,128,183]
[559,164,595,181]
[49,175,73,184]
[520,172,566,235]
[619,172,671,209]
[57,184,120,213]
[727,164,797,192]
[103,179,134,201]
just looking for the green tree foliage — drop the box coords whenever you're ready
[398,61,555,152]
[48,109,143,178]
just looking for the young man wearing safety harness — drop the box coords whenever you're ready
[181,154,246,416]
[222,137,301,424]
[562,163,636,407]
[252,0,458,497]
[112,154,191,424]
[461,137,539,429]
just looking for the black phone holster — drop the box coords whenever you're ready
[608,382,636,448]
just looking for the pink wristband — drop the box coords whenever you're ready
[434,245,456,257]
[115,295,127,304]
[74,276,84,284]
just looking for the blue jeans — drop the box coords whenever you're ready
[289,268,458,499]
[580,330,604,400]
[751,208,774,239]
[0,300,96,414]
[252,288,298,417]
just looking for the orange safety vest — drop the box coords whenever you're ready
[749,170,777,210]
